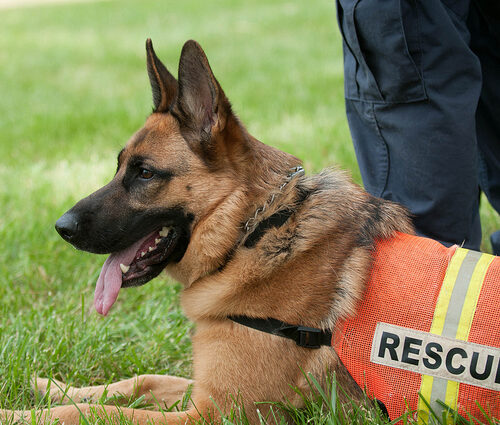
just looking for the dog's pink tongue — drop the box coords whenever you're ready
[94,236,148,316]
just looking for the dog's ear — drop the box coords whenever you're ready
[175,40,230,145]
[146,39,178,112]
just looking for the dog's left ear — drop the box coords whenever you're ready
[175,40,230,145]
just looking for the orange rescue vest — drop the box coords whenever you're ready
[332,232,500,423]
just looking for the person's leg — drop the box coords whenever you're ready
[336,0,482,249]
[468,1,500,254]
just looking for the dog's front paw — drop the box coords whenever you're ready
[0,408,31,424]
[31,377,69,402]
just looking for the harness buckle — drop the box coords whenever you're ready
[296,326,323,349]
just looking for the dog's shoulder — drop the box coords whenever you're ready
[286,168,413,253]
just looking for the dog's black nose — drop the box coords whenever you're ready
[55,212,80,242]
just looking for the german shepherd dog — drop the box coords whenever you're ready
[2,40,416,424]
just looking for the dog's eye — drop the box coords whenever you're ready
[139,168,154,180]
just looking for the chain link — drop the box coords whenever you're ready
[244,166,305,233]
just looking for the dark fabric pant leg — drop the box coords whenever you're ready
[339,0,483,249]
[469,3,500,214]
[347,98,482,249]
[469,3,500,254]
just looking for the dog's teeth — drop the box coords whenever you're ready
[148,246,154,252]
[155,238,161,245]
[159,226,171,237]
[119,264,130,274]
[141,251,146,257]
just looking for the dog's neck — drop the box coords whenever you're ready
[219,167,309,271]
[167,165,307,286]
[241,166,305,240]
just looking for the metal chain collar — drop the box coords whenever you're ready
[243,166,305,233]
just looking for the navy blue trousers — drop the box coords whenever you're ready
[335,0,500,251]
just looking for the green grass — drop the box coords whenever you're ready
[0,0,498,424]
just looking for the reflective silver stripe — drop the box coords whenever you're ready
[428,250,483,414]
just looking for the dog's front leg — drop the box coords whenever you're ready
[1,402,209,425]
[33,375,193,407]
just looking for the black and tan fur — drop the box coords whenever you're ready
[1,40,413,424]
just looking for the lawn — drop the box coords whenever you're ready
[0,0,498,424]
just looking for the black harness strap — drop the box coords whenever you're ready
[229,315,332,349]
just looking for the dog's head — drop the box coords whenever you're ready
[55,40,300,315]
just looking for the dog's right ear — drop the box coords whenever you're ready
[174,40,231,148]
[146,39,178,112]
